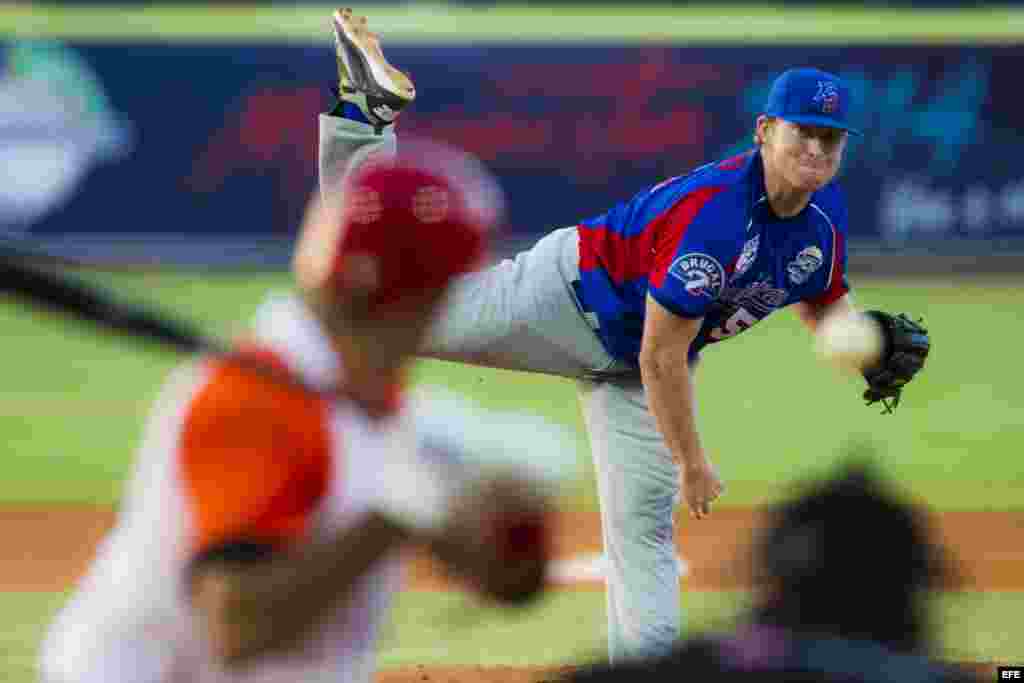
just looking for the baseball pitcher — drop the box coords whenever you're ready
[319,8,930,663]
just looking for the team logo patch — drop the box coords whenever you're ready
[787,246,824,285]
[734,235,760,277]
[669,253,725,299]
[813,81,840,114]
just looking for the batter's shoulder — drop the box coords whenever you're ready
[182,345,332,465]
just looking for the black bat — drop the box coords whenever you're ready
[1,246,215,354]
[0,245,324,398]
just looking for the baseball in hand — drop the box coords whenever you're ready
[815,312,885,373]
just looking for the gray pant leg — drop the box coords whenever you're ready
[423,226,617,377]
[318,113,612,377]
[318,114,396,198]
[577,376,681,663]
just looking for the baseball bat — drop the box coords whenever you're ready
[1,248,215,354]
[0,246,322,397]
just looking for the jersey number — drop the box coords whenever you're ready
[710,308,758,341]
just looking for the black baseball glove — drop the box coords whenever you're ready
[861,311,930,414]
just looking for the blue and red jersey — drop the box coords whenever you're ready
[575,148,849,365]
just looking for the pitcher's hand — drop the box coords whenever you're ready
[680,452,723,520]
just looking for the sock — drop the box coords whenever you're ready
[330,99,373,126]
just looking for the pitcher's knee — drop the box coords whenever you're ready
[636,620,680,656]
[605,504,675,553]
[642,512,676,549]
[612,616,680,663]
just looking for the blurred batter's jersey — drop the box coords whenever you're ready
[576,149,849,365]
[41,294,408,683]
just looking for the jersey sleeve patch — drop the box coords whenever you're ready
[179,350,331,557]
[667,253,726,300]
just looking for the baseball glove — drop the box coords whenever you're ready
[861,311,930,414]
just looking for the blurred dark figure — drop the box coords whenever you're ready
[562,461,978,683]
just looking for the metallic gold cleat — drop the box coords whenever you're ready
[332,8,415,130]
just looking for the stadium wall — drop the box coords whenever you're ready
[5,39,1024,271]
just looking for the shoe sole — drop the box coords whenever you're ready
[332,11,413,103]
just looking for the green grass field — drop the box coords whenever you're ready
[4,270,1022,509]
[5,3,1024,43]
[2,271,1022,679]
[5,589,1023,679]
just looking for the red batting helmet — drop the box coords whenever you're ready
[294,138,503,312]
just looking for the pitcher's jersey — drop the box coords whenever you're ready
[41,294,409,683]
[576,149,849,365]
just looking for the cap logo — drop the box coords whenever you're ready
[412,185,450,224]
[348,187,383,225]
[813,80,840,114]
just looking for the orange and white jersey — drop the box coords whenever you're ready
[41,293,412,683]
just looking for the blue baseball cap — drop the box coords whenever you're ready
[764,67,861,136]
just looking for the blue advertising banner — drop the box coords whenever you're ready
[5,40,1024,263]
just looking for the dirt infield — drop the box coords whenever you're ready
[3,505,1020,682]
[373,663,1003,683]
[2,506,1021,593]
[377,665,564,683]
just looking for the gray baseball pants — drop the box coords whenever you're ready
[320,115,682,662]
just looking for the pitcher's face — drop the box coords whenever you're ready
[759,117,847,193]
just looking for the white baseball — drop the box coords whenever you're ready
[815,312,885,373]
